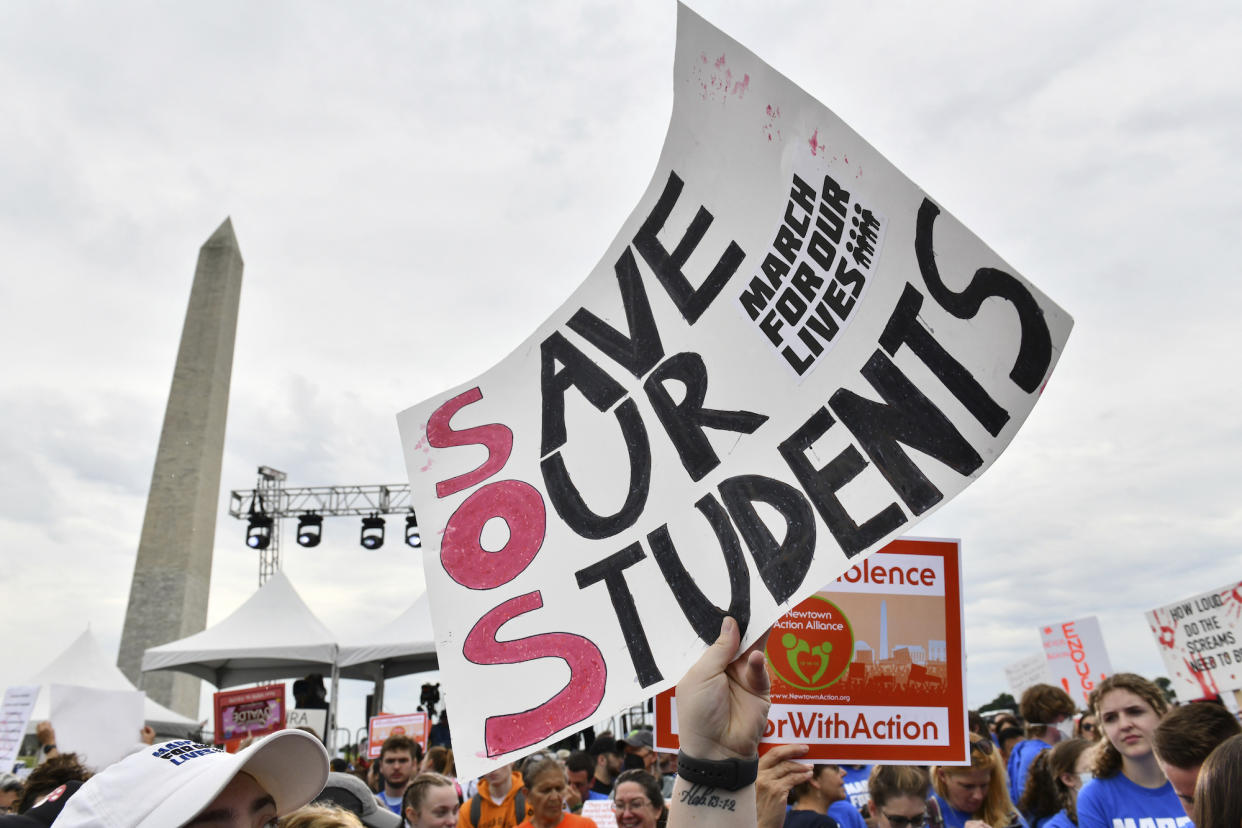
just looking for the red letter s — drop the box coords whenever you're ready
[463,591,606,757]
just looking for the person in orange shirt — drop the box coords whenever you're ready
[516,758,596,828]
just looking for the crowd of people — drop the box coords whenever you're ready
[3,618,1241,828]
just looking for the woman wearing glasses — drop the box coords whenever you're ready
[611,769,665,828]
[517,757,598,828]
[868,765,934,828]
[1075,674,1182,828]
[931,735,1023,828]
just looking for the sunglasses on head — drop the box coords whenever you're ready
[885,813,930,828]
[969,736,994,756]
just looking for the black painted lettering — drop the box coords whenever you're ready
[575,544,662,687]
[879,284,1010,437]
[829,350,983,515]
[565,247,665,380]
[778,407,906,557]
[633,171,745,324]
[540,331,626,456]
[648,493,750,645]
[718,474,816,603]
[541,398,651,539]
[643,352,768,482]
[915,199,1052,393]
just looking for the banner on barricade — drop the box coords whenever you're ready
[1147,581,1242,701]
[654,538,967,764]
[1039,616,1112,708]
[367,712,429,760]
[397,4,1072,778]
[1005,653,1054,699]
[213,685,285,753]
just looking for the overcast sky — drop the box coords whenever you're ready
[2,1,1240,742]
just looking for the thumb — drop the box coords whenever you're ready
[684,616,741,682]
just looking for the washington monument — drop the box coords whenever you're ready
[117,219,243,715]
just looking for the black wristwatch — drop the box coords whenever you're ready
[676,751,759,791]
[40,743,56,754]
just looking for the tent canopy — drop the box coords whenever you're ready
[26,629,199,736]
[337,593,438,681]
[142,571,341,688]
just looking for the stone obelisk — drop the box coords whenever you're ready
[117,218,243,716]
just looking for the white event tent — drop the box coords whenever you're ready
[141,570,353,750]
[141,570,340,688]
[338,593,438,712]
[26,628,200,736]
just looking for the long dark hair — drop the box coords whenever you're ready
[1017,739,1090,824]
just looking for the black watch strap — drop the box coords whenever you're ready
[676,750,759,791]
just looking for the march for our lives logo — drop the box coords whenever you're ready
[153,740,221,766]
[766,595,855,691]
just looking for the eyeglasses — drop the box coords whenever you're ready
[613,799,652,813]
[884,813,930,828]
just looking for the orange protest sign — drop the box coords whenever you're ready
[656,538,968,765]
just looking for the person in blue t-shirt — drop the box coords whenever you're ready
[1016,738,1093,828]
[931,734,1023,828]
[1008,684,1077,806]
[784,763,846,828]
[1076,674,1190,828]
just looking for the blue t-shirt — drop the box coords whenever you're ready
[1076,774,1189,828]
[932,791,975,828]
[931,791,1026,828]
[784,811,840,828]
[841,765,873,811]
[1008,739,1051,804]
[377,789,403,814]
[1045,810,1077,828]
[831,800,869,828]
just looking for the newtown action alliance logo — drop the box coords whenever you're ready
[765,595,854,691]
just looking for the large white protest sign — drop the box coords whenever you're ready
[397,4,1073,778]
[0,685,40,768]
[1005,653,1054,699]
[1039,616,1112,708]
[50,684,144,771]
[1147,581,1242,701]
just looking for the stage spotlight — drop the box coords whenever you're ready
[296,514,323,548]
[246,514,273,550]
[360,513,386,550]
[405,512,421,548]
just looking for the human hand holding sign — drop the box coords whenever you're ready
[667,617,769,828]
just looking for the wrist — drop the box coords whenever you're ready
[676,750,759,791]
[676,737,754,762]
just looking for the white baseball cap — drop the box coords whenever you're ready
[54,729,329,828]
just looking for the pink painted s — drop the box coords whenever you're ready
[463,591,606,757]
[426,387,513,498]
